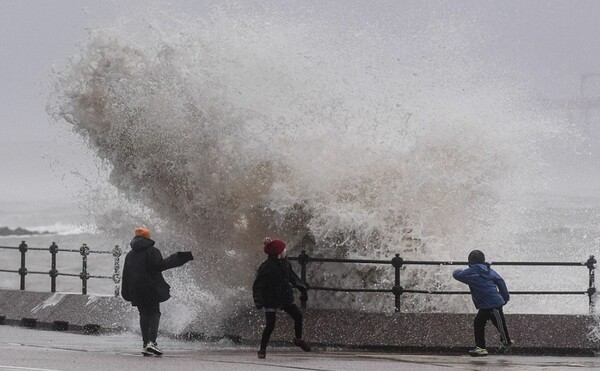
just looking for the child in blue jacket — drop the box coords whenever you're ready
[453,250,513,356]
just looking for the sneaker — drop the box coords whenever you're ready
[293,338,312,352]
[145,342,163,356]
[257,350,266,359]
[498,340,515,354]
[468,347,488,357]
[141,347,153,356]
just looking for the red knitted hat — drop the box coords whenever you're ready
[263,238,286,255]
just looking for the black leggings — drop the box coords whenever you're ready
[260,304,303,350]
[474,306,511,348]
[137,301,161,346]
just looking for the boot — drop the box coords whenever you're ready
[293,338,311,352]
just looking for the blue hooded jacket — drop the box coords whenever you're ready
[452,263,509,309]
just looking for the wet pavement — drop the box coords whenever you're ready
[1,325,600,371]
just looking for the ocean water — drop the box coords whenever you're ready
[3,4,600,331]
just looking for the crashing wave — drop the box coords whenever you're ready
[48,6,566,317]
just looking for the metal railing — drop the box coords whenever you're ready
[289,252,598,313]
[0,241,122,296]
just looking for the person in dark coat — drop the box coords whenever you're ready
[453,249,513,357]
[252,237,311,359]
[121,227,193,356]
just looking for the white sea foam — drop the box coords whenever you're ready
[30,293,67,314]
[27,223,99,236]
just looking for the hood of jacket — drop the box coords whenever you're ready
[130,236,155,252]
[470,263,492,277]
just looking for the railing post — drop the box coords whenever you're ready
[391,253,404,312]
[586,255,597,314]
[79,244,90,295]
[18,241,28,290]
[298,250,309,309]
[112,245,122,297]
[49,242,59,293]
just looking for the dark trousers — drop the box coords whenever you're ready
[137,301,161,346]
[260,304,303,351]
[474,306,511,348]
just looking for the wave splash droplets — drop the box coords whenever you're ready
[49,8,562,320]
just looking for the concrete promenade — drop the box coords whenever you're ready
[1,326,600,371]
[1,290,599,355]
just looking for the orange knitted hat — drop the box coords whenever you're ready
[135,227,152,239]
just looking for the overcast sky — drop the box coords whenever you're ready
[2,0,600,208]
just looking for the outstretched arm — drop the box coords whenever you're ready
[149,249,193,272]
[289,265,308,291]
[452,267,478,284]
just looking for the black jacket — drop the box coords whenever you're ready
[252,256,307,309]
[121,236,189,306]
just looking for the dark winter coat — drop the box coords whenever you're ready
[453,263,510,309]
[121,236,189,306]
[252,256,307,309]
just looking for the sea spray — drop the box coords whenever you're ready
[48,5,569,323]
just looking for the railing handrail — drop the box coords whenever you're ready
[289,256,589,266]
[0,245,113,254]
[0,241,122,296]
[289,251,598,313]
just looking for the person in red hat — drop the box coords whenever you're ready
[121,227,194,356]
[252,237,311,359]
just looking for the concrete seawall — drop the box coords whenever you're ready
[0,289,137,332]
[0,289,598,355]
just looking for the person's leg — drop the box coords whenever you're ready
[147,301,161,345]
[283,304,311,351]
[137,301,162,355]
[473,309,491,349]
[490,307,512,346]
[282,304,303,339]
[137,304,150,347]
[260,311,277,351]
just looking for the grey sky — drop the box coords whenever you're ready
[0,1,114,207]
[1,0,600,208]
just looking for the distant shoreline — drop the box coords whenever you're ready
[0,227,50,237]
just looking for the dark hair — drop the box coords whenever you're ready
[468,250,485,264]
